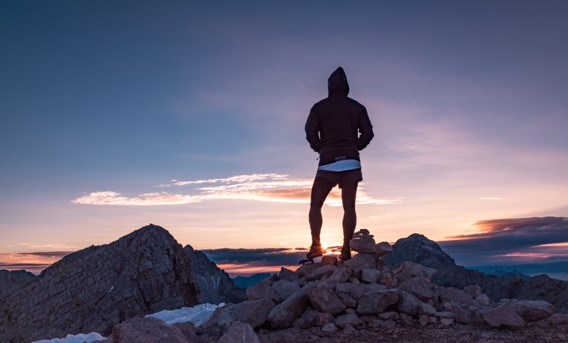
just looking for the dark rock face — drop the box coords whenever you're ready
[0,224,199,343]
[382,233,568,313]
[0,269,35,299]
[184,245,245,304]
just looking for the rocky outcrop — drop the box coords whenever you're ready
[0,224,199,343]
[197,229,558,340]
[382,233,568,313]
[184,245,245,304]
[0,269,35,299]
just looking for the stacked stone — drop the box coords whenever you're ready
[199,229,556,341]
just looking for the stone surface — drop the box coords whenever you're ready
[439,287,474,305]
[246,279,279,302]
[278,267,299,282]
[344,253,376,275]
[0,224,199,343]
[267,290,308,329]
[307,284,345,315]
[463,285,482,298]
[321,323,339,332]
[397,291,422,316]
[399,275,435,301]
[272,279,301,301]
[376,242,393,257]
[305,264,336,281]
[361,268,381,283]
[483,304,527,328]
[171,322,198,342]
[321,255,338,266]
[0,269,36,300]
[356,290,399,315]
[395,261,437,282]
[315,312,335,326]
[350,230,376,254]
[511,300,555,322]
[218,321,260,343]
[202,298,275,334]
[110,316,187,343]
[327,265,352,284]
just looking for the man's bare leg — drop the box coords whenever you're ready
[340,183,358,260]
[308,177,335,248]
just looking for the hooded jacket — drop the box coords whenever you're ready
[305,67,374,166]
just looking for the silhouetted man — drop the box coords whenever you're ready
[305,67,374,262]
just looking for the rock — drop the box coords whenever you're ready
[463,285,482,298]
[295,263,321,277]
[379,311,400,321]
[440,318,454,326]
[399,276,435,301]
[474,293,491,307]
[202,298,275,334]
[321,255,338,266]
[246,279,280,302]
[267,290,308,329]
[272,280,301,301]
[376,242,393,257]
[338,292,358,308]
[482,303,527,328]
[397,291,422,316]
[419,314,429,326]
[110,316,186,343]
[305,264,336,281]
[361,268,381,283]
[344,254,376,275]
[307,283,345,315]
[450,301,472,324]
[0,224,200,343]
[327,265,352,284]
[380,269,398,288]
[439,287,474,305]
[350,229,377,254]
[356,290,399,315]
[218,321,260,343]
[399,313,414,326]
[381,319,396,330]
[434,311,455,319]
[394,261,437,282]
[321,323,339,332]
[185,245,245,304]
[278,267,299,282]
[511,300,555,322]
[335,313,362,328]
[418,302,436,315]
[171,322,199,342]
[315,312,335,326]
[336,282,366,300]
[0,270,35,299]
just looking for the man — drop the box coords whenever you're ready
[304,67,374,262]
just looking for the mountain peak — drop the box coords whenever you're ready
[382,233,457,270]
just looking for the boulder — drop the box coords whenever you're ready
[482,304,526,328]
[463,285,482,298]
[361,268,381,284]
[399,276,435,301]
[510,300,555,322]
[322,255,338,266]
[171,322,198,342]
[296,263,321,277]
[110,316,186,343]
[315,312,335,326]
[344,254,376,275]
[267,290,309,329]
[272,280,301,301]
[376,242,393,257]
[327,265,352,284]
[218,321,260,343]
[278,267,299,282]
[439,287,473,305]
[245,280,279,302]
[305,264,337,281]
[202,298,275,334]
[394,261,436,282]
[397,291,422,316]
[350,229,377,254]
[474,293,490,307]
[335,313,362,329]
[321,323,339,332]
[338,292,358,308]
[356,290,399,315]
[307,284,345,315]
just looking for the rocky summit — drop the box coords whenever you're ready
[0,224,200,342]
[382,233,568,313]
[0,269,35,299]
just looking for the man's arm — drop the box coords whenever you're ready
[305,105,321,152]
[357,106,374,150]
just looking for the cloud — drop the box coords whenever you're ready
[440,216,568,266]
[0,251,72,274]
[73,173,399,206]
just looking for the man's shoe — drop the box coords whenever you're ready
[339,245,351,261]
[306,244,324,259]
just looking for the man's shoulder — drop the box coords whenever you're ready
[346,97,366,108]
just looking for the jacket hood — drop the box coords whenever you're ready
[328,67,350,97]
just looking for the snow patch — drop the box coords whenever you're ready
[147,302,223,326]
[33,332,105,343]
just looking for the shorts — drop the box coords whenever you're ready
[315,168,363,189]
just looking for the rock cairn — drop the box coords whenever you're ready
[200,229,556,341]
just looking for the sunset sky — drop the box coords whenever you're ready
[1,1,567,277]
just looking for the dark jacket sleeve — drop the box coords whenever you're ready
[305,105,322,152]
[357,106,374,150]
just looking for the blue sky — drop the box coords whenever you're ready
[1,1,567,273]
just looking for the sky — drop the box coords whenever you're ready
[1,1,568,277]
